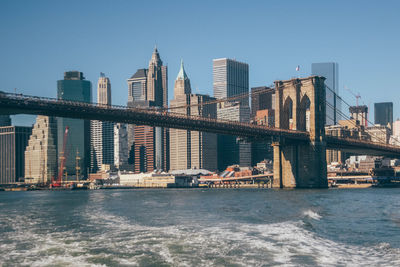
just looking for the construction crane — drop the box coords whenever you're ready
[53,126,69,187]
[344,85,361,106]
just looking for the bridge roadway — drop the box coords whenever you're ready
[1,91,400,157]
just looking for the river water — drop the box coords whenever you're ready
[1,188,400,266]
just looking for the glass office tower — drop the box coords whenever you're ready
[57,71,91,178]
[374,102,393,128]
[311,62,340,125]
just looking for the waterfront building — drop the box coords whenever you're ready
[114,123,130,170]
[0,126,31,184]
[57,71,91,178]
[374,102,393,129]
[127,48,169,173]
[90,74,114,173]
[169,61,217,171]
[0,115,11,126]
[119,172,193,188]
[311,62,340,125]
[250,86,274,119]
[24,116,57,184]
[217,102,251,170]
[213,58,249,106]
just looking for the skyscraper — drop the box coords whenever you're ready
[57,71,91,178]
[24,116,57,183]
[127,69,147,102]
[90,74,114,172]
[213,58,250,170]
[170,61,217,171]
[147,47,168,108]
[213,58,249,106]
[311,62,340,125]
[127,48,169,173]
[217,102,251,170]
[374,102,393,128]
[0,126,31,184]
[114,123,130,170]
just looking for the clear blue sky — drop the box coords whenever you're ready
[1,0,399,126]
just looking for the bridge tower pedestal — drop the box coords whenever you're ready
[272,76,328,188]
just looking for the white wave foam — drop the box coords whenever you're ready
[1,207,400,267]
[303,209,322,220]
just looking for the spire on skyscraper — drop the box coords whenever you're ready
[176,59,188,80]
[150,46,162,66]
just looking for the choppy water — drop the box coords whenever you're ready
[1,188,400,266]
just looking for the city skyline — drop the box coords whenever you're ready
[1,1,400,126]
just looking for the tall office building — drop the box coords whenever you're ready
[127,48,169,173]
[170,61,217,171]
[0,126,31,184]
[127,69,147,102]
[24,116,57,183]
[374,102,393,128]
[213,58,250,170]
[127,68,148,153]
[0,115,11,126]
[147,47,168,108]
[311,62,340,125]
[90,74,114,172]
[213,58,249,106]
[114,123,130,170]
[217,102,251,170]
[57,71,91,178]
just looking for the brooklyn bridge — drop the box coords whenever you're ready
[1,76,400,188]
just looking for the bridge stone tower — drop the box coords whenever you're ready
[272,76,328,188]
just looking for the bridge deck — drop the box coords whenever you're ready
[1,92,400,157]
[0,92,308,141]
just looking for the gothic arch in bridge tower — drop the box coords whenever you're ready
[298,94,311,132]
[282,97,293,130]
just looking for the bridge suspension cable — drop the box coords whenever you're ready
[324,85,391,145]
[162,87,275,111]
